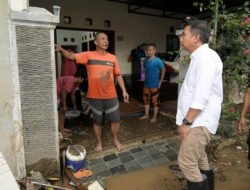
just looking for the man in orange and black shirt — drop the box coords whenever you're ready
[56,32,129,152]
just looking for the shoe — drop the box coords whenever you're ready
[200,169,214,190]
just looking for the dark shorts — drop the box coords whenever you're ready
[88,98,120,125]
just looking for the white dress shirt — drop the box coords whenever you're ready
[176,44,223,134]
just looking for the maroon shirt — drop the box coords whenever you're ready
[61,57,77,76]
[56,76,76,99]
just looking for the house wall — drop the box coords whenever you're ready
[30,0,180,74]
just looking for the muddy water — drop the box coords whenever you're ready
[107,147,250,190]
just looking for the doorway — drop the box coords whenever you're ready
[55,28,115,77]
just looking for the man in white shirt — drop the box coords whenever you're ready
[176,19,223,190]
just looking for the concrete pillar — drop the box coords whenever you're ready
[0,0,27,178]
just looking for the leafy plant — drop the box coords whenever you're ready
[194,0,250,118]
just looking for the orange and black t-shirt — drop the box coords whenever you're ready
[75,51,121,99]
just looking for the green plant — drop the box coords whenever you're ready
[194,0,250,118]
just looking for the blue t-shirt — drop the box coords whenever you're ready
[144,57,164,88]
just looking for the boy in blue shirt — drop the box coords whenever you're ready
[140,44,166,123]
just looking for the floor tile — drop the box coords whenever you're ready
[103,154,118,162]
[120,155,134,163]
[109,165,127,175]
[130,147,143,153]
[106,159,123,169]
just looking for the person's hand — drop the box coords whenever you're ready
[178,124,190,140]
[55,45,62,52]
[123,91,129,103]
[237,117,248,134]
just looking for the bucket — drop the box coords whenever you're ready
[65,110,81,128]
[66,145,86,171]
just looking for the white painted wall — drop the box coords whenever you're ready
[56,30,96,76]
[30,0,180,74]
[0,0,26,178]
[10,0,28,11]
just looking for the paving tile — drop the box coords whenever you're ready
[154,141,166,146]
[137,156,154,165]
[165,144,171,149]
[132,151,148,159]
[120,155,134,163]
[87,139,179,182]
[145,147,160,155]
[90,164,108,174]
[156,145,168,153]
[140,161,156,169]
[124,160,142,172]
[150,152,165,160]
[142,144,154,150]
[167,153,178,161]
[79,175,95,184]
[109,165,127,175]
[154,157,170,165]
[94,170,112,179]
[171,145,180,152]
[130,147,143,153]
[103,154,118,162]
[165,149,177,156]
[87,158,105,166]
[106,159,122,169]
[118,151,131,158]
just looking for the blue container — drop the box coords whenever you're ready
[66,159,86,172]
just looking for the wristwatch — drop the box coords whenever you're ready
[182,118,192,126]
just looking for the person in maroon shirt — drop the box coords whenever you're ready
[57,71,84,138]
[61,49,77,76]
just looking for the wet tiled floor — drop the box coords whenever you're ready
[67,100,179,187]
[76,137,180,187]
[71,113,177,153]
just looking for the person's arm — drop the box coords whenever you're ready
[238,88,250,133]
[159,67,166,88]
[71,92,77,110]
[116,75,129,103]
[55,45,76,60]
[61,90,67,112]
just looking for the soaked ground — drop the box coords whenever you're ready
[107,143,250,190]
[69,100,177,154]
[60,99,250,190]
[71,113,177,154]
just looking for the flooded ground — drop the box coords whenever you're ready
[107,143,250,190]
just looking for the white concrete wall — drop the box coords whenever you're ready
[30,0,180,74]
[0,0,26,178]
[56,30,97,75]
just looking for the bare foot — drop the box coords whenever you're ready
[95,143,103,152]
[139,115,149,120]
[61,132,72,138]
[150,117,157,123]
[114,140,123,151]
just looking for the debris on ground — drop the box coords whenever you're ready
[88,181,104,190]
